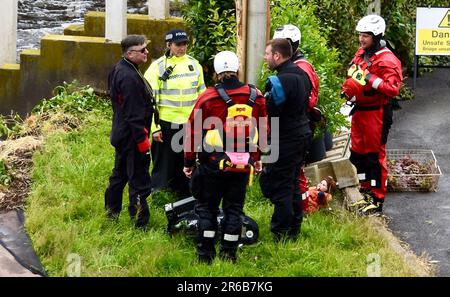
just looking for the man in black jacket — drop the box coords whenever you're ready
[260,38,312,241]
[105,35,155,229]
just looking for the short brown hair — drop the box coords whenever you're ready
[324,176,337,193]
[267,38,293,59]
[121,35,147,54]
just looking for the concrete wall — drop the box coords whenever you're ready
[0,36,123,116]
[1,13,187,116]
[65,12,188,59]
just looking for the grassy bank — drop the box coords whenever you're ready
[24,111,417,276]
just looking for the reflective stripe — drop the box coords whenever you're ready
[372,78,383,90]
[181,100,197,107]
[182,88,199,95]
[159,88,199,96]
[375,48,391,55]
[199,83,206,90]
[168,72,199,80]
[158,60,165,77]
[358,173,366,180]
[223,234,239,242]
[159,99,197,107]
[203,230,216,238]
[371,179,377,187]
[302,192,308,200]
[160,89,181,95]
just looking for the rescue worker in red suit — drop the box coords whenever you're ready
[273,24,320,204]
[183,51,267,263]
[341,15,403,215]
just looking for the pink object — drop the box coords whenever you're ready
[226,152,250,166]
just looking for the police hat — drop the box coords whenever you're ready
[165,29,189,43]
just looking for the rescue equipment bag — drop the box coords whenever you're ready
[164,196,259,245]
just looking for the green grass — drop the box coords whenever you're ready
[25,112,416,277]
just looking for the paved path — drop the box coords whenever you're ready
[385,68,450,276]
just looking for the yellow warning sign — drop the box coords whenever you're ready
[438,9,450,28]
[417,29,450,55]
[416,7,450,55]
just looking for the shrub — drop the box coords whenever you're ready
[181,0,237,86]
[260,0,349,135]
[33,81,111,116]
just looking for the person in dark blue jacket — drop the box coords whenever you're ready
[104,35,155,229]
[260,38,312,241]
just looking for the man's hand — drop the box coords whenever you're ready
[341,78,364,102]
[153,131,163,142]
[183,166,194,179]
[254,161,262,173]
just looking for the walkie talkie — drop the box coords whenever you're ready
[159,65,175,81]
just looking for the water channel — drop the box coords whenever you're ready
[17,0,179,57]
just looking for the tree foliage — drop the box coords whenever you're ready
[181,0,237,86]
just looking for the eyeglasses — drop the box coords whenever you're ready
[128,46,148,53]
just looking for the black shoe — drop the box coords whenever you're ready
[135,223,148,231]
[359,201,383,216]
[219,251,237,263]
[198,255,214,265]
[106,211,120,222]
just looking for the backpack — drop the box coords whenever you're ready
[204,84,258,180]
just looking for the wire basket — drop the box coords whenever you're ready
[387,149,442,192]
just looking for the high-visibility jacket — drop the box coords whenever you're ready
[144,54,205,132]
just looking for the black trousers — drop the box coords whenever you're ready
[192,163,249,261]
[104,147,151,228]
[259,133,311,239]
[151,120,190,199]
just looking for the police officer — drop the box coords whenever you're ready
[105,35,154,229]
[144,29,205,199]
[183,51,267,263]
[260,38,312,241]
[341,15,402,215]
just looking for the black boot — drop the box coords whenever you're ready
[219,246,237,263]
[360,196,384,216]
[130,195,150,229]
[197,238,216,264]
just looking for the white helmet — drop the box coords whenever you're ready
[356,15,386,36]
[273,24,301,44]
[214,51,239,74]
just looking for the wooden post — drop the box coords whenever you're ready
[149,0,169,20]
[246,0,268,84]
[105,0,127,42]
[367,0,381,15]
[236,0,248,82]
[266,0,271,42]
[1,0,18,65]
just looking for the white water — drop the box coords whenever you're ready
[17,0,149,55]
